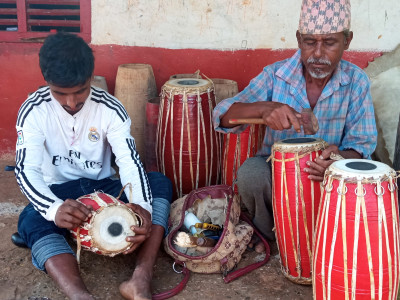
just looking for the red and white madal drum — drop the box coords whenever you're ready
[271,137,328,284]
[70,192,142,257]
[313,159,400,299]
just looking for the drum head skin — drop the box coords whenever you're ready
[328,159,393,180]
[163,78,214,94]
[90,205,139,254]
[166,78,211,88]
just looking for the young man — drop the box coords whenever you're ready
[13,32,172,300]
[213,0,377,252]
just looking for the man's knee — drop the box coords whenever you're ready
[237,156,270,188]
[18,203,67,248]
[148,172,173,202]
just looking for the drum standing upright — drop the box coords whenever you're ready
[221,124,264,191]
[313,159,400,300]
[157,78,220,199]
[271,137,328,284]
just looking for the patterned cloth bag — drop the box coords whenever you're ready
[154,185,270,299]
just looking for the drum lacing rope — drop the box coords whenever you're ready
[282,152,298,277]
[389,176,400,297]
[268,142,328,160]
[117,183,144,227]
[77,227,82,266]
[295,152,312,276]
[76,192,109,267]
[202,72,219,187]
[327,179,345,298]
[182,89,194,193]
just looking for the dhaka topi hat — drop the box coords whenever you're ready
[299,0,351,34]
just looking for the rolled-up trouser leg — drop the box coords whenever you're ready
[147,172,173,236]
[236,156,275,240]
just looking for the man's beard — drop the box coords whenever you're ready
[307,57,332,79]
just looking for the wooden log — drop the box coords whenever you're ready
[210,78,238,104]
[114,64,157,163]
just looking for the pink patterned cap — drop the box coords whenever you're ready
[299,0,351,34]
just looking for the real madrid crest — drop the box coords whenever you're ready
[88,127,100,142]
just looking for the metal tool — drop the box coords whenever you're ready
[194,223,221,231]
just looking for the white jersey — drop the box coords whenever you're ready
[15,86,152,222]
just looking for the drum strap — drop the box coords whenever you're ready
[223,213,271,283]
[117,182,133,202]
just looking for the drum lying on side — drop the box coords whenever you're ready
[157,78,220,199]
[271,137,328,285]
[313,159,400,300]
[70,192,142,257]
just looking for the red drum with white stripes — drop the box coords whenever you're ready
[156,78,220,199]
[314,159,400,299]
[271,137,327,284]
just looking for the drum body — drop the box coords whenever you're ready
[221,124,264,191]
[313,159,400,300]
[157,78,220,198]
[271,137,328,284]
[70,192,141,257]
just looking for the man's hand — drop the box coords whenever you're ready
[55,199,92,229]
[220,102,303,132]
[123,203,152,255]
[304,145,362,182]
[260,102,303,132]
[304,145,340,182]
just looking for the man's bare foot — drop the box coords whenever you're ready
[248,235,266,254]
[119,267,152,300]
[254,241,266,253]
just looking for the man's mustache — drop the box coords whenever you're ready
[307,57,332,65]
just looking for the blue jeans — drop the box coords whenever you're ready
[18,172,172,270]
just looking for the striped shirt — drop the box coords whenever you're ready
[213,50,377,157]
[15,86,152,222]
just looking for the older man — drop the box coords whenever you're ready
[213,0,377,252]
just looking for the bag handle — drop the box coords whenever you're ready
[222,213,271,283]
[152,261,190,300]
[152,213,271,299]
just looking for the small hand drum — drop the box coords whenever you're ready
[70,192,142,257]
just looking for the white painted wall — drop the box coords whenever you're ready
[91,0,400,51]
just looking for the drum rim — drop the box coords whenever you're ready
[73,192,138,256]
[327,158,395,181]
[163,78,214,92]
[271,138,328,153]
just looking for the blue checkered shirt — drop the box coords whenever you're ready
[213,50,377,158]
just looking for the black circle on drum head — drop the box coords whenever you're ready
[345,161,377,171]
[177,80,199,86]
[282,138,316,144]
[108,222,123,237]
